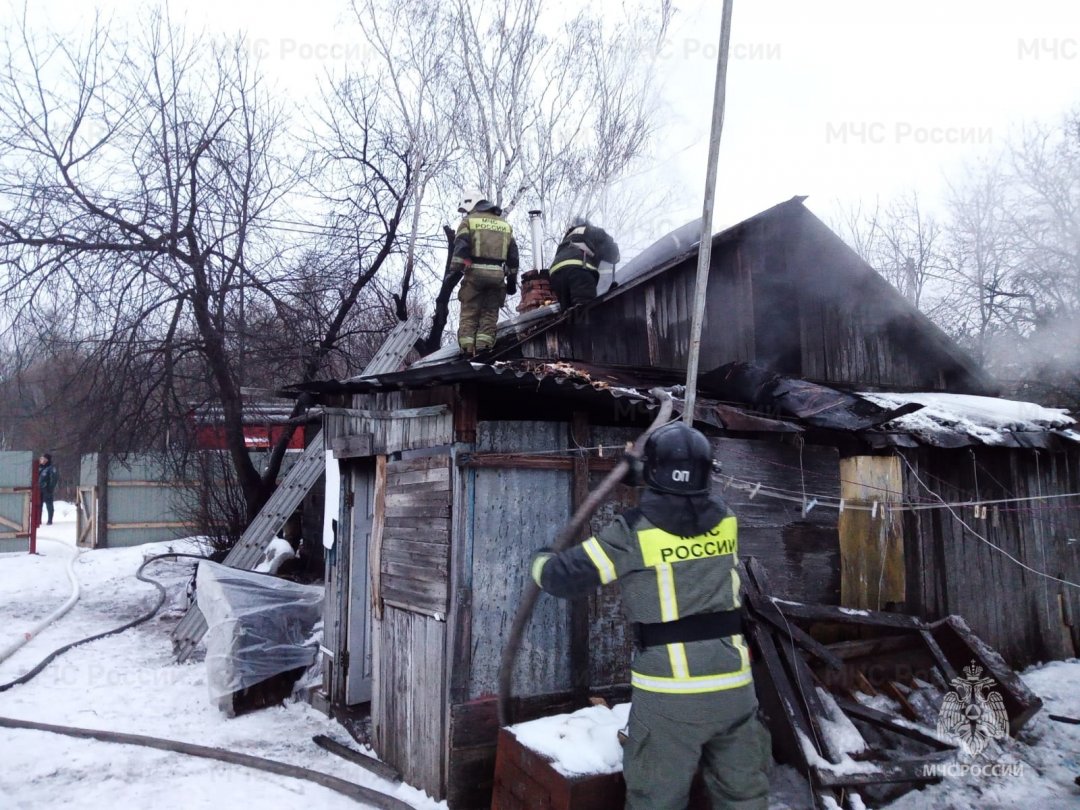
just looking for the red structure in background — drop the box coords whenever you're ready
[193,423,306,451]
[187,401,305,451]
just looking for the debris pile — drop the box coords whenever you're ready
[741,558,1043,809]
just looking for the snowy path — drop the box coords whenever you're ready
[1,506,1077,808]
[0,507,441,810]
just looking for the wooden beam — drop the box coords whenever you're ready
[332,434,375,459]
[812,751,954,789]
[834,697,955,751]
[744,590,843,671]
[458,453,618,471]
[770,599,927,631]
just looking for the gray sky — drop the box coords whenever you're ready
[19,0,1080,236]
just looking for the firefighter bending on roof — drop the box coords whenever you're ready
[530,422,770,810]
[447,190,520,355]
[548,217,620,311]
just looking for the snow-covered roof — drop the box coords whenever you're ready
[860,391,1077,447]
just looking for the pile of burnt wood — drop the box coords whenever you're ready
[741,558,1043,809]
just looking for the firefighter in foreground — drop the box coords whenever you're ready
[448,190,520,354]
[548,217,620,311]
[531,423,770,810]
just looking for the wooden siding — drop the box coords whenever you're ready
[381,456,451,616]
[466,421,573,698]
[372,603,447,797]
[713,437,842,604]
[517,203,990,394]
[901,447,1080,666]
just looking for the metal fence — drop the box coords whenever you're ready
[77,451,303,548]
[0,451,33,553]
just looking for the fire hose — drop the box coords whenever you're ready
[496,388,675,725]
[0,537,82,666]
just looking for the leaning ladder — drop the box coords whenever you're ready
[170,432,326,662]
[169,318,421,662]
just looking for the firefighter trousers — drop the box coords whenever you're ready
[458,266,506,353]
[622,684,770,810]
[550,264,599,311]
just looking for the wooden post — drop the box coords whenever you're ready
[683,0,735,423]
[29,456,40,554]
[95,452,109,549]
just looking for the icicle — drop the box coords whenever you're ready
[749,482,762,499]
[838,498,846,514]
[802,498,818,517]
[871,501,878,519]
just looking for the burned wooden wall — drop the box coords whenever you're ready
[712,436,842,604]
[901,447,1080,666]
[518,200,990,395]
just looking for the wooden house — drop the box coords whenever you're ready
[301,198,1080,807]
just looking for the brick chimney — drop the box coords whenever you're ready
[517,270,554,313]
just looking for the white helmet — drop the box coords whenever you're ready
[458,189,487,214]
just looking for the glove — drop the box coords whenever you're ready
[506,275,518,295]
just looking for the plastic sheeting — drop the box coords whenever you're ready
[196,561,324,701]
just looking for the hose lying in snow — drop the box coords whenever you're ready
[0,715,415,810]
[0,552,210,693]
[0,537,83,666]
[496,388,675,725]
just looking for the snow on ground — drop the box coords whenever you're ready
[0,506,442,810]
[508,654,1080,809]
[4,506,1078,809]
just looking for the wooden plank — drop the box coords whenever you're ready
[387,456,452,475]
[383,526,449,544]
[384,578,447,609]
[384,489,453,507]
[771,599,927,630]
[371,455,388,621]
[385,467,451,487]
[920,629,958,683]
[833,697,955,750]
[745,615,815,773]
[383,516,451,532]
[332,434,374,459]
[383,538,452,559]
[838,456,905,611]
[382,559,448,583]
[383,503,450,519]
[812,752,954,789]
[744,589,843,671]
[106,521,196,530]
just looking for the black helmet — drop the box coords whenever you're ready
[641,422,714,495]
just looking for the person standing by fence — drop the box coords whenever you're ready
[38,453,58,525]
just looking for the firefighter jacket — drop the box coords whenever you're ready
[532,496,751,696]
[549,223,620,276]
[450,203,520,284]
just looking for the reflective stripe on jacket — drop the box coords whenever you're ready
[534,504,751,695]
[451,208,519,274]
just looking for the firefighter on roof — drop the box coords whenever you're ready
[448,190,520,355]
[548,217,620,311]
[531,422,770,810]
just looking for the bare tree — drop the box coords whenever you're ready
[0,9,411,523]
[340,0,674,354]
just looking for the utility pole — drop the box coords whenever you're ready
[683,0,735,425]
